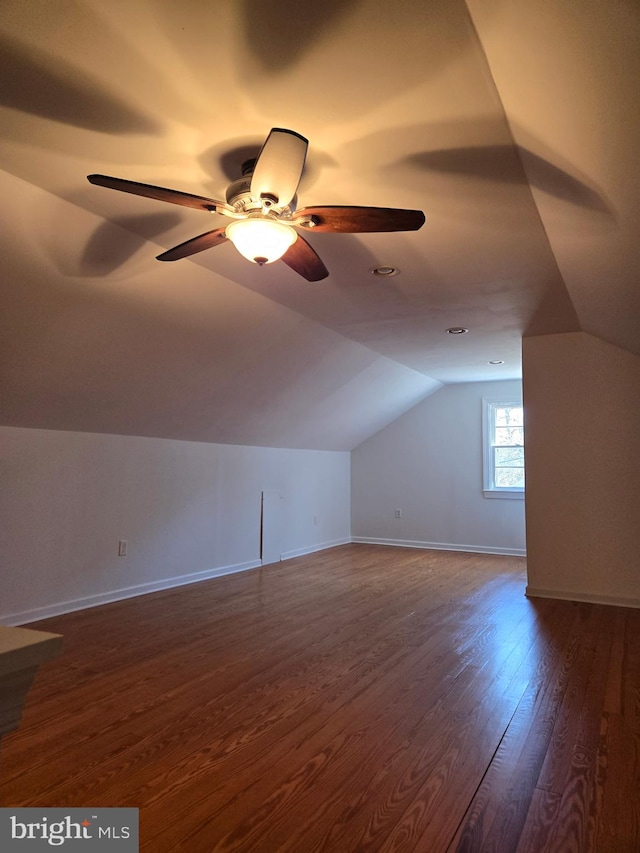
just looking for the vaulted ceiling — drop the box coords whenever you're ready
[1,0,638,449]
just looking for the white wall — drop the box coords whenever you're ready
[523,331,640,608]
[351,380,526,555]
[0,427,350,625]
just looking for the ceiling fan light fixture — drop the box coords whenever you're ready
[226,218,297,265]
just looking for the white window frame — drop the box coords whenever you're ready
[482,398,525,500]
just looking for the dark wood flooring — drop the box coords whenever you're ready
[1,544,639,851]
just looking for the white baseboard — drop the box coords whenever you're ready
[280,537,351,561]
[351,536,526,558]
[2,539,354,627]
[526,586,640,610]
[1,559,262,626]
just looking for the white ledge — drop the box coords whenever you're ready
[0,625,62,742]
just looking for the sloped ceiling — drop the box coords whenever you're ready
[0,0,637,450]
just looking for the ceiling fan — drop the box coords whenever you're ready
[88,128,425,281]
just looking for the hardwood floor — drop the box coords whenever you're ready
[1,544,638,851]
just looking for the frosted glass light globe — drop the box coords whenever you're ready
[226,218,297,265]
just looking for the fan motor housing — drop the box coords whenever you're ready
[225,177,253,210]
[225,176,297,217]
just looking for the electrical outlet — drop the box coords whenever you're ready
[118,540,128,557]
[395,509,402,519]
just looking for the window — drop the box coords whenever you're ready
[482,400,525,499]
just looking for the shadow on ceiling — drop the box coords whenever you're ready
[406,146,615,216]
[0,32,161,135]
[154,0,480,124]
[524,278,581,338]
[239,0,361,72]
[41,212,181,278]
[80,213,182,276]
[343,120,615,220]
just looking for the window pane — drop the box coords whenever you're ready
[494,426,524,446]
[494,406,523,427]
[494,447,524,467]
[495,468,525,488]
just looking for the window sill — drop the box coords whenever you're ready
[483,489,524,501]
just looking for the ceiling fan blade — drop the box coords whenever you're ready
[250,128,308,207]
[281,234,329,281]
[156,227,228,262]
[88,174,227,213]
[294,206,425,233]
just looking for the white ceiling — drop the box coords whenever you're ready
[1,0,638,449]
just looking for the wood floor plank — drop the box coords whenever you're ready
[447,599,581,852]
[514,787,563,853]
[540,612,613,852]
[593,712,640,851]
[1,545,638,852]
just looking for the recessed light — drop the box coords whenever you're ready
[446,327,468,335]
[488,360,504,365]
[370,266,399,277]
